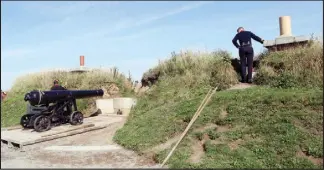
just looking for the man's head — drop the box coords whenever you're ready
[1,90,7,100]
[237,27,244,33]
[1,90,6,95]
[53,79,59,85]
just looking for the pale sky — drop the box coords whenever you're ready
[1,1,323,90]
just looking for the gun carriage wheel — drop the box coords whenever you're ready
[33,115,51,132]
[20,114,32,128]
[70,111,83,125]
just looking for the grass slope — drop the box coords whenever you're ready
[114,43,323,168]
[254,42,323,88]
[1,68,133,127]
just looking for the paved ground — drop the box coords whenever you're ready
[1,116,159,168]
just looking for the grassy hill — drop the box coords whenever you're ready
[1,38,322,168]
[113,42,323,168]
[1,68,134,127]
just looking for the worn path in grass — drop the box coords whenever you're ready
[144,83,255,154]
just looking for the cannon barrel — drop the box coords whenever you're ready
[24,89,104,106]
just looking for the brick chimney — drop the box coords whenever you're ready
[80,55,85,67]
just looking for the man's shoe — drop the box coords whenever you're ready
[247,80,253,84]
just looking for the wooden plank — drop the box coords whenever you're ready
[1,126,22,131]
[0,116,97,132]
[1,139,23,149]
[22,125,108,146]
[41,123,95,137]
[1,137,22,146]
[2,124,95,146]
[1,116,120,147]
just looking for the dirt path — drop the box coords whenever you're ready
[228,83,256,90]
[1,117,159,168]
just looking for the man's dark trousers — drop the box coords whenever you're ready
[239,46,254,82]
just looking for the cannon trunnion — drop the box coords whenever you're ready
[20,89,104,132]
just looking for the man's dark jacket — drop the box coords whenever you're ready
[50,85,67,90]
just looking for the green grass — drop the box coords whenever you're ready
[1,68,134,127]
[114,87,323,168]
[114,44,323,168]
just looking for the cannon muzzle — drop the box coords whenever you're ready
[24,89,104,106]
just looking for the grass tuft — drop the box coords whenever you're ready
[254,41,323,88]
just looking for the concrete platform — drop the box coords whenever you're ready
[1,115,124,149]
[69,66,91,73]
[263,16,311,52]
[96,97,137,116]
[263,35,310,47]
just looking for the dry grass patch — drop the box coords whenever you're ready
[254,40,323,88]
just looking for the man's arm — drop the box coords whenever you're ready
[250,32,264,44]
[232,35,240,48]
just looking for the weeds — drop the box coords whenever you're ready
[254,41,323,88]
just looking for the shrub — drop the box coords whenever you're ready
[254,40,323,88]
[144,50,239,91]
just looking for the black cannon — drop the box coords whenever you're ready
[20,89,104,132]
